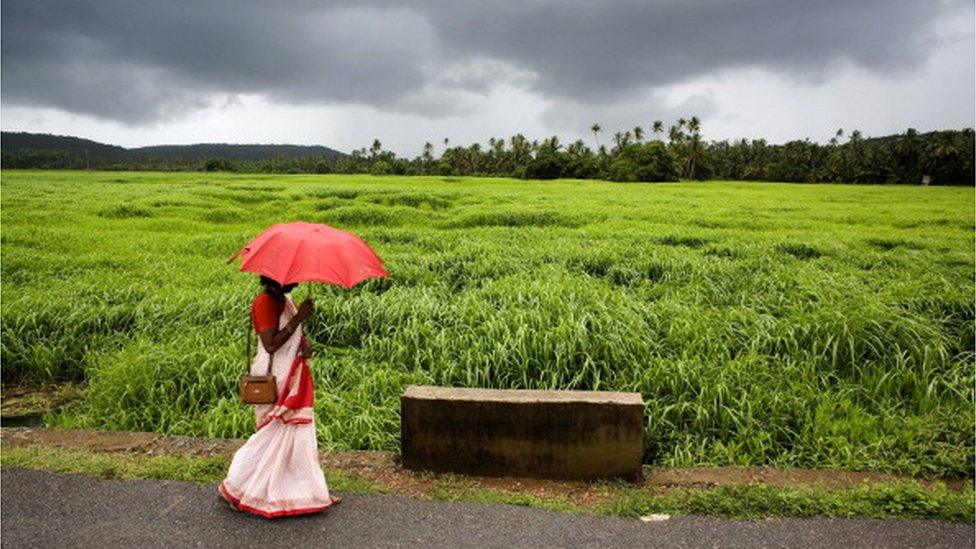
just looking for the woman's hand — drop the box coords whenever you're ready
[295,298,315,324]
[299,337,313,358]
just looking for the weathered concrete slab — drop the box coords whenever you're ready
[400,385,644,481]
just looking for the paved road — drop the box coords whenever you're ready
[1,468,971,548]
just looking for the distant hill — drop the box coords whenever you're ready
[0,132,346,160]
[1,132,129,159]
[130,143,345,160]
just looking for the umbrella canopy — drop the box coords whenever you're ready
[228,222,388,288]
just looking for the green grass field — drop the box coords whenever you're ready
[2,171,973,477]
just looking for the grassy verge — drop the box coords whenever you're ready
[0,445,385,494]
[3,444,971,522]
[599,483,975,522]
[427,473,586,515]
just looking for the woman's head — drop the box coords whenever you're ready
[260,275,297,297]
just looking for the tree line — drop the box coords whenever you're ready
[3,120,973,185]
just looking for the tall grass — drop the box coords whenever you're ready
[2,171,973,477]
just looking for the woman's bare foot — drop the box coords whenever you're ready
[331,495,343,506]
[218,494,241,511]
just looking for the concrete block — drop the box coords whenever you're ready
[400,385,644,481]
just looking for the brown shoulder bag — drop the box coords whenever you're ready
[240,314,277,404]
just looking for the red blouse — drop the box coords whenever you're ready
[251,293,284,333]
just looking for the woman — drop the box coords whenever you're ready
[218,275,341,518]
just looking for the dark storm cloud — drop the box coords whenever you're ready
[2,1,438,121]
[428,0,955,101]
[1,0,964,123]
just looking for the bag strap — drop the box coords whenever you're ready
[266,313,277,376]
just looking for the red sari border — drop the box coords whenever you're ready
[218,481,335,519]
[256,343,316,432]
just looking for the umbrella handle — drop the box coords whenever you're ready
[226,249,244,264]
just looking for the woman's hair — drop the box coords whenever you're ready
[260,275,297,293]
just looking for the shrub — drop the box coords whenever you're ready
[204,157,235,172]
[609,142,680,182]
[523,147,567,180]
[369,160,394,176]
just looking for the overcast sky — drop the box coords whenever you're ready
[2,1,973,156]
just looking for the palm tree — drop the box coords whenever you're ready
[467,143,482,174]
[590,123,602,149]
[633,126,644,142]
[487,137,504,172]
[843,130,865,181]
[652,120,663,140]
[567,139,587,156]
[510,134,530,168]
[933,132,958,158]
[491,137,505,155]
[685,117,703,179]
[668,124,684,145]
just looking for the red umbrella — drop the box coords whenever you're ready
[227,222,388,288]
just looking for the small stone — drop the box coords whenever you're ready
[639,513,671,522]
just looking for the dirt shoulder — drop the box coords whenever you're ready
[2,426,970,507]
[1,383,83,420]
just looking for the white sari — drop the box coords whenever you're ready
[218,296,335,518]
